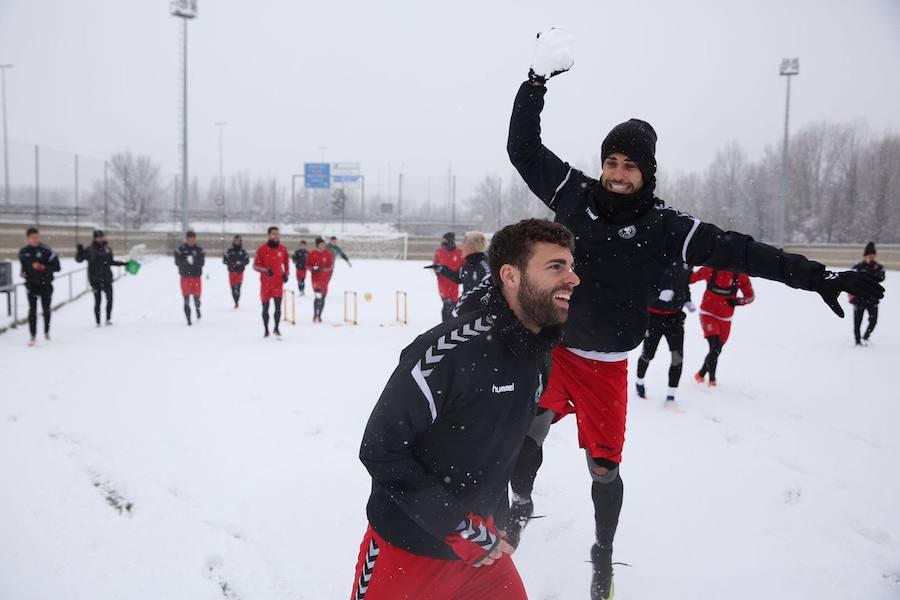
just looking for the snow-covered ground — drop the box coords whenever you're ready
[0,258,897,599]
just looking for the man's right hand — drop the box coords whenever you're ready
[76,243,84,252]
[445,514,503,567]
[266,268,274,277]
[529,28,575,85]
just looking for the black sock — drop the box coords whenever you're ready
[273,297,282,331]
[183,296,192,322]
[592,474,623,554]
[262,300,270,333]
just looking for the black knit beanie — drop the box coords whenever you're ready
[601,119,658,185]
[864,241,876,256]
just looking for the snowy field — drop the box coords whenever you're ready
[0,257,898,600]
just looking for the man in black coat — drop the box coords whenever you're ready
[505,28,885,599]
[635,261,695,405]
[851,241,886,345]
[441,231,493,318]
[351,219,578,600]
[76,229,128,326]
[174,231,205,325]
[223,235,250,308]
[18,227,61,345]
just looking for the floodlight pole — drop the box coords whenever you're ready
[171,1,197,236]
[777,58,799,247]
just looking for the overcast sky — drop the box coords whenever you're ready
[1,0,898,199]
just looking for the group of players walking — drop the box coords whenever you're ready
[175,228,351,335]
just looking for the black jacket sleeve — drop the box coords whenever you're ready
[665,211,825,291]
[507,82,574,212]
[197,248,206,269]
[359,341,468,542]
[47,249,61,274]
[109,250,127,267]
[75,246,87,263]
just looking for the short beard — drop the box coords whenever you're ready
[517,271,568,329]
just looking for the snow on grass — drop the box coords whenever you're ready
[0,258,897,599]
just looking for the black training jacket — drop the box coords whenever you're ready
[649,262,693,313]
[360,292,559,559]
[18,243,61,290]
[850,261,885,306]
[174,243,205,277]
[292,248,309,271]
[223,246,250,273]
[508,81,827,353]
[76,242,127,287]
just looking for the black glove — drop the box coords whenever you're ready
[813,270,885,318]
[76,243,84,253]
[282,273,288,283]
[266,268,274,277]
[726,298,739,307]
[423,264,442,272]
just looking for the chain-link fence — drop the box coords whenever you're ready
[1,139,107,232]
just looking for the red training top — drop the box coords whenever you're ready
[690,267,754,320]
[253,243,290,281]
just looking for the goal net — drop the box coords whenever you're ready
[328,233,409,260]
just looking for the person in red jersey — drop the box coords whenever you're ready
[307,237,335,322]
[427,232,464,322]
[253,226,290,337]
[689,267,754,386]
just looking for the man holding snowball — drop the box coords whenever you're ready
[506,28,884,599]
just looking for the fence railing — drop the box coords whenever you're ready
[0,265,124,333]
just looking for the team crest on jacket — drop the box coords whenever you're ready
[618,225,637,240]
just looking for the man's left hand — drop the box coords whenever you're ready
[814,270,884,318]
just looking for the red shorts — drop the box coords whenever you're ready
[311,272,332,296]
[350,526,526,600]
[228,272,244,287]
[700,314,732,344]
[538,346,628,463]
[438,277,460,303]
[180,276,202,297]
[260,278,284,303]
[296,269,307,281]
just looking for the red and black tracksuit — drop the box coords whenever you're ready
[690,267,754,383]
[506,79,832,573]
[292,248,309,295]
[636,262,693,392]
[253,241,290,335]
[353,292,559,599]
[18,243,61,339]
[174,242,205,324]
[433,243,463,321]
[850,259,885,344]
[307,249,334,321]
[223,244,250,306]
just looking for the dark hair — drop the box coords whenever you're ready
[268,226,279,234]
[329,236,337,241]
[315,237,325,246]
[26,227,39,236]
[300,240,307,245]
[488,219,575,288]
[186,230,196,238]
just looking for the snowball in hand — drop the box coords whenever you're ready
[530,28,575,80]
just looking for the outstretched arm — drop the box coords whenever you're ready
[670,214,884,317]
